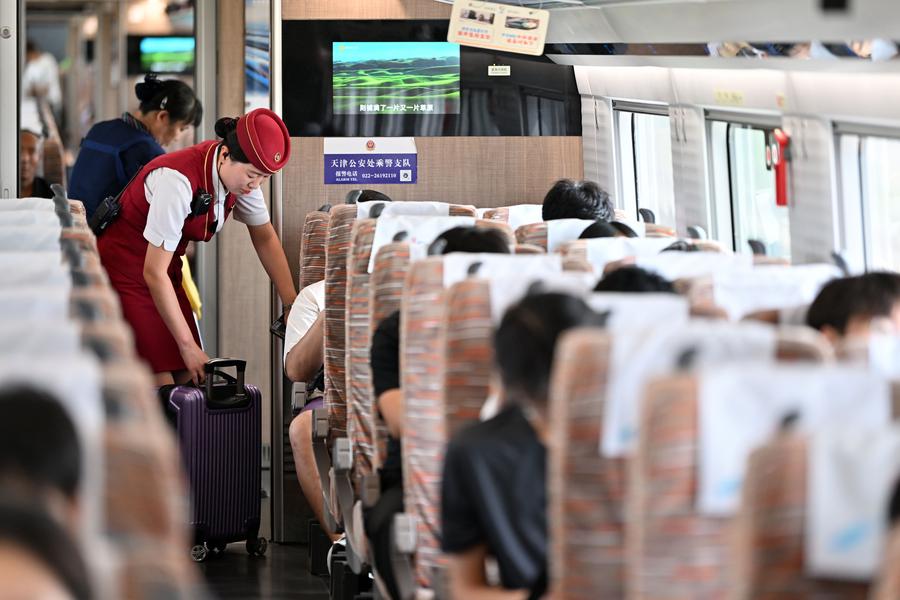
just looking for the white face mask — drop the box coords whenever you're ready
[864,322,900,377]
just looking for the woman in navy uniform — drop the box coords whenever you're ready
[69,74,202,219]
[98,109,297,386]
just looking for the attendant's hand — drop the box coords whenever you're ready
[179,341,210,385]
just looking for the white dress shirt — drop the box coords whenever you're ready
[143,145,270,251]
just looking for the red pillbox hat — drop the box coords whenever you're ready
[236,108,291,174]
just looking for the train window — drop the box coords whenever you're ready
[615,111,676,225]
[859,136,900,270]
[709,121,791,259]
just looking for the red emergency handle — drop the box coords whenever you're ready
[773,128,790,207]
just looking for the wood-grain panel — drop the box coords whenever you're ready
[282,0,451,20]
[281,136,583,283]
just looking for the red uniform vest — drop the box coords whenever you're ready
[97,140,237,373]
[99,139,237,287]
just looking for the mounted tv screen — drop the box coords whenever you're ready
[282,20,581,137]
[127,36,195,75]
[331,41,460,115]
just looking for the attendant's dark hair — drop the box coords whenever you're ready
[0,387,81,500]
[579,220,639,239]
[0,499,91,600]
[214,117,251,164]
[135,74,202,127]
[594,266,675,294]
[806,272,900,335]
[494,292,604,406]
[429,226,510,255]
[542,179,614,222]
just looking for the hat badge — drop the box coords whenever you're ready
[274,151,282,162]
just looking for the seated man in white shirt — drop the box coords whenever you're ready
[284,279,340,541]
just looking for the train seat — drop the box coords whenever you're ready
[631,362,888,599]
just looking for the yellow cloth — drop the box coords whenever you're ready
[181,256,202,320]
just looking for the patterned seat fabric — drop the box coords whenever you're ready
[328,204,478,443]
[516,222,549,250]
[369,242,412,469]
[299,210,330,289]
[630,334,832,599]
[402,257,451,588]
[548,329,627,599]
[17,201,202,597]
[347,219,379,477]
[874,525,900,599]
[325,205,358,439]
[442,280,496,438]
[733,435,870,600]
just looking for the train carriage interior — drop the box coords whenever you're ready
[3,0,900,598]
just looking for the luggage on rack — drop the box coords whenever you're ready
[166,358,267,562]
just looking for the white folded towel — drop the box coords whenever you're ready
[545,219,597,252]
[698,364,890,515]
[588,292,690,331]
[807,425,900,580]
[602,320,776,458]
[357,200,451,219]
[367,215,475,272]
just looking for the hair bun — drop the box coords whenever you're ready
[214,117,238,138]
[135,74,163,102]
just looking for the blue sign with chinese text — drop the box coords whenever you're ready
[323,138,418,185]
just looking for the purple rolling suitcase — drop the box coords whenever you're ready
[167,358,267,562]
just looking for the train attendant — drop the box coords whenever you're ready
[97,109,298,386]
[69,74,202,220]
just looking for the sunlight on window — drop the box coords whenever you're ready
[729,126,791,259]
[862,137,900,270]
[616,111,675,226]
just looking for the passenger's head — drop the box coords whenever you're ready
[579,220,638,239]
[25,40,39,62]
[806,272,900,344]
[661,240,701,252]
[345,189,393,205]
[134,74,202,145]
[542,179,614,222]
[19,129,42,190]
[594,266,675,294]
[0,387,81,528]
[0,499,91,600]
[214,108,291,196]
[429,226,511,255]
[495,293,604,408]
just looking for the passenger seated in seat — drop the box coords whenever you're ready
[367,226,510,600]
[0,386,81,532]
[0,498,91,600]
[594,265,676,294]
[541,179,614,222]
[286,190,394,543]
[579,220,638,239]
[441,292,605,599]
[806,272,900,346]
[19,129,54,199]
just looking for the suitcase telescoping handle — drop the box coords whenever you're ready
[204,358,247,408]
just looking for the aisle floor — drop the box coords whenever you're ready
[200,542,330,599]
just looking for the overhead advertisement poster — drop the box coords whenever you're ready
[448,0,549,57]
[324,138,418,185]
[332,42,461,115]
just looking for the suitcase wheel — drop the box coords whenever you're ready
[246,537,268,557]
[209,543,228,557]
[191,544,209,563]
